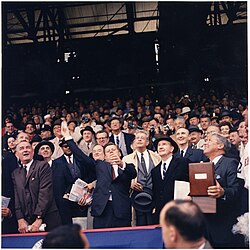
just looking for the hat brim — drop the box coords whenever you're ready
[34,141,55,155]
[189,129,203,134]
[131,189,154,213]
[154,136,178,154]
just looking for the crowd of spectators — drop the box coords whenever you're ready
[1,89,248,249]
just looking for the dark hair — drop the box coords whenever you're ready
[42,224,87,248]
[103,142,118,151]
[219,121,232,130]
[96,130,109,138]
[164,200,205,242]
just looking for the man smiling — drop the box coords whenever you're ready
[12,140,61,233]
[151,135,189,223]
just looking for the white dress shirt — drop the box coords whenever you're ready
[24,159,34,174]
[136,150,150,172]
[161,156,173,179]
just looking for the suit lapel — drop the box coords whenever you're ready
[164,158,177,183]
[185,147,192,159]
[156,162,164,182]
[25,161,36,186]
[108,162,113,179]
[214,156,223,171]
[18,167,27,185]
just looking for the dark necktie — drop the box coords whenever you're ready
[116,136,120,147]
[163,163,167,179]
[87,143,90,149]
[68,156,73,165]
[111,165,116,180]
[192,144,197,149]
[141,153,147,175]
[68,156,79,179]
[180,150,184,157]
[23,165,27,177]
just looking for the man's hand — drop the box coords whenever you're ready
[184,196,193,201]
[63,193,70,199]
[131,182,143,192]
[18,218,28,233]
[61,120,71,138]
[78,197,87,206]
[86,182,95,192]
[110,154,123,167]
[2,207,12,218]
[29,218,42,233]
[207,180,225,198]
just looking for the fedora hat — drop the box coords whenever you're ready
[180,107,191,115]
[80,125,95,135]
[188,125,202,134]
[131,187,154,213]
[34,140,55,155]
[154,135,179,154]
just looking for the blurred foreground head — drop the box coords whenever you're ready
[160,200,208,249]
[42,224,89,249]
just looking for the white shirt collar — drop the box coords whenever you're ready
[24,159,34,173]
[136,149,149,159]
[64,154,73,164]
[198,242,206,249]
[212,155,223,165]
[136,150,150,171]
[115,132,121,139]
[180,146,188,155]
[48,159,53,167]
[161,156,173,179]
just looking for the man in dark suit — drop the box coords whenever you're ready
[109,116,135,157]
[91,142,137,228]
[52,137,95,225]
[203,133,240,248]
[61,121,136,229]
[12,140,61,233]
[174,128,209,163]
[2,150,19,234]
[151,135,189,224]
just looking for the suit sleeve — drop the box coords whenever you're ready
[117,163,137,183]
[33,162,54,217]
[11,171,24,220]
[124,163,137,179]
[66,139,96,168]
[220,158,239,203]
[176,158,189,182]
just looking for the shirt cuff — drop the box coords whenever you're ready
[64,135,73,141]
[119,162,126,170]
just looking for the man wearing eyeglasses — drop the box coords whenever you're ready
[95,130,109,147]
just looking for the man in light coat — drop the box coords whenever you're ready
[123,130,161,226]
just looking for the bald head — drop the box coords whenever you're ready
[176,128,189,147]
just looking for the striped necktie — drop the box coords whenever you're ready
[141,153,147,175]
[116,136,120,147]
[163,163,167,179]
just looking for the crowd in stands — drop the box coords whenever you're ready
[1,90,249,249]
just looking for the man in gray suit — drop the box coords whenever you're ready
[12,140,61,233]
[203,133,240,248]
